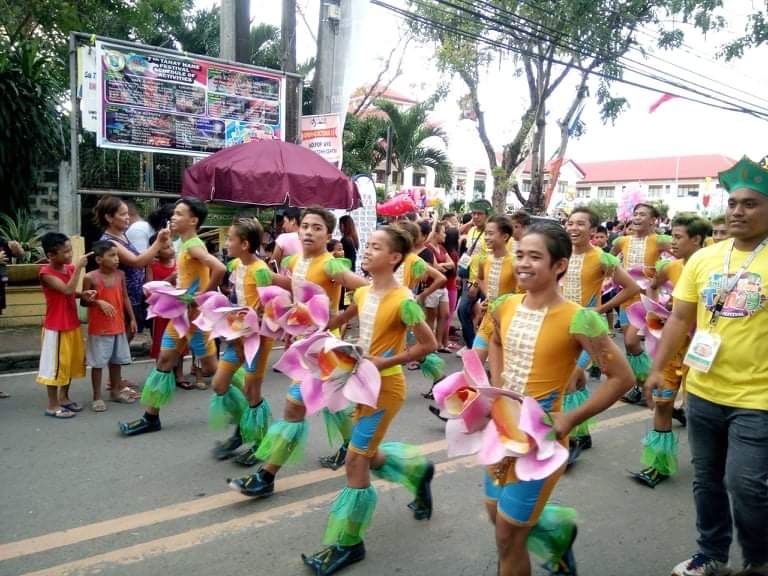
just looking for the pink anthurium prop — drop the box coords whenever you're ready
[144,281,195,338]
[192,292,235,333]
[283,282,330,337]
[627,267,652,290]
[213,307,263,365]
[258,285,293,338]
[433,348,491,432]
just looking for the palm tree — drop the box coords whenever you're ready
[374,100,452,189]
[341,113,387,177]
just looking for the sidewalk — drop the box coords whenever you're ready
[0,327,150,373]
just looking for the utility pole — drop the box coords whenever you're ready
[220,0,250,63]
[282,0,300,143]
[313,0,340,115]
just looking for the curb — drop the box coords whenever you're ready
[0,343,151,374]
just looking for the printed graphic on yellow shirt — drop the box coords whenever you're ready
[701,272,765,318]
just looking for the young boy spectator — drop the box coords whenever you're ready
[82,240,137,412]
[37,233,94,418]
[593,225,610,250]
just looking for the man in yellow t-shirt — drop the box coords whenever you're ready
[457,199,491,350]
[645,156,768,576]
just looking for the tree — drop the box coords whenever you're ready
[411,0,725,214]
[341,113,387,177]
[375,99,453,189]
[585,200,618,223]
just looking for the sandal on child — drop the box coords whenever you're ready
[60,402,83,413]
[176,380,193,390]
[45,407,76,419]
[193,380,209,390]
[110,388,137,404]
[91,399,107,412]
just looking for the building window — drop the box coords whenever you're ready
[558,181,567,195]
[576,187,590,199]
[678,184,699,197]
[648,185,663,199]
[597,186,615,199]
[412,172,426,186]
[474,179,486,195]
[522,180,531,194]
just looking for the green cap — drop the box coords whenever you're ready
[718,156,768,197]
[469,199,493,215]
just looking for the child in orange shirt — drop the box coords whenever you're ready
[82,240,137,411]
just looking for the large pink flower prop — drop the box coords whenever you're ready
[433,349,567,481]
[257,286,293,338]
[627,267,653,290]
[627,294,671,358]
[192,292,264,364]
[144,281,194,338]
[257,282,329,339]
[275,333,381,415]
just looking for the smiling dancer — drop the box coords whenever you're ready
[562,207,641,462]
[301,225,438,576]
[611,203,671,404]
[487,223,633,576]
[228,207,367,494]
[629,214,711,488]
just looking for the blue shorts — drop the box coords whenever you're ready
[576,349,591,369]
[219,338,273,377]
[618,307,629,327]
[484,463,564,525]
[286,382,304,405]
[161,322,216,358]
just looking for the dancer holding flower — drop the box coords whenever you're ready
[479,223,633,575]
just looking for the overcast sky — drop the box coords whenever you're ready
[197,0,768,170]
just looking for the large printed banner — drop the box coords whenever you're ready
[301,113,341,166]
[96,41,285,156]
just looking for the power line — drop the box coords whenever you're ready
[419,0,768,116]
[392,0,768,119]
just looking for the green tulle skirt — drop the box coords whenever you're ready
[641,429,678,475]
[140,369,176,409]
[562,388,594,437]
[254,419,309,466]
[322,406,354,447]
[372,442,428,495]
[240,399,272,445]
[527,504,578,564]
[323,485,378,546]
[420,353,445,382]
[208,386,248,430]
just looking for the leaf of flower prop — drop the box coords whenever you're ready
[627,301,649,332]
[274,331,330,381]
[143,281,193,336]
[515,442,568,482]
[300,376,326,415]
[340,358,380,409]
[478,396,531,465]
[641,294,671,320]
[462,347,491,387]
[518,397,557,460]
[258,286,292,338]
[143,281,187,298]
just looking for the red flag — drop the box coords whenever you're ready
[649,93,677,113]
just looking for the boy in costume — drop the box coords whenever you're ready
[630,215,711,488]
[301,225,438,576]
[562,207,641,462]
[228,207,366,493]
[119,198,226,435]
[611,203,671,404]
[487,223,634,576]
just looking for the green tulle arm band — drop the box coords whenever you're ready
[411,258,427,281]
[599,251,620,270]
[140,369,176,409]
[657,234,673,245]
[231,366,245,391]
[641,429,678,475]
[527,504,578,564]
[325,257,352,277]
[281,255,295,271]
[420,353,445,381]
[611,236,623,248]
[208,386,248,431]
[655,259,671,273]
[400,299,425,326]
[372,442,428,495]
[627,350,652,382]
[253,267,272,287]
[322,406,354,447]
[255,419,309,466]
[569,309,609,338]
[562,388,594,437]
[489,293,514,315]
[239,399,272,445]
[226,259,238,273]
[323,486,378,547]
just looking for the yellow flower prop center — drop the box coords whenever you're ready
[491,397,531,455]
[317,348,356,380]
[444,387,479,416]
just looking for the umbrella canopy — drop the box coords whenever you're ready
[182,140,361,209]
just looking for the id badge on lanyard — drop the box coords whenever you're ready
[684,238,768,373]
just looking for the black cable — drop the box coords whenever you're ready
[384,0,768,119]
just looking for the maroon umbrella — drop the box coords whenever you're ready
[182,140,361,209]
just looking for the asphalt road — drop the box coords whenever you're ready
[0,348,718,576]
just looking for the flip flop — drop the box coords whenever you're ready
[176,380,193,390]
[60,402,83,413]
[45,407,76,419]
[91,399,107,412]
[110,388,137,404]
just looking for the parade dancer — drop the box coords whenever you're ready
[119,198,225,436]
[209,219,291,464]
[301,225,438,576]
[629,215,711,488]
[228,207,366,493]
[561,207,641,463]
[611,203,671,404]
[487,223,633,576]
